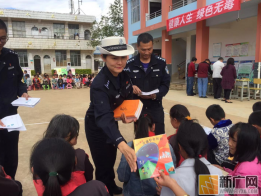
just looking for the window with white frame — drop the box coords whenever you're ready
[70,51,81,66]
[55,50,67,67]
[15,50,28,67]
[131,0,140,24]
[12,21,26,38]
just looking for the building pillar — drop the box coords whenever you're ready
[161,30,172,65]
[186,36,192,66]
[255,3,261,62]
[140,0,148,29]
[7,18,13,37]
[67,50,70,63]
[196,0,209,62]
[123,0,129,43]
[161,0,172,22]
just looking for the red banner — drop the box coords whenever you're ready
[167,0,241,32]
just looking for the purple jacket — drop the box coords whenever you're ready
[221,64,237,89]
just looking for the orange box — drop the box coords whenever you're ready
[114,100,143,121]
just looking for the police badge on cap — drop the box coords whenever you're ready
[98,37,134,57]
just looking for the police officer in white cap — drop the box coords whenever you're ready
[85,36,136,195]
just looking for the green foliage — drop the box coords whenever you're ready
[89,0,123,48]
[75,69,92,75]
[51,70,55,75]
[31,70,36,76]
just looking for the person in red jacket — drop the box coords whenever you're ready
[197,59,212,98]
[186,57,197,96]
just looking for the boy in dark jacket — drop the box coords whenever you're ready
[197,59,212,98]
[58,75,64,89]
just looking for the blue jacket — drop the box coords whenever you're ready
[117,141,176,196]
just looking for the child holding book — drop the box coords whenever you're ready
[161,120,223,196]
[117,115,176,196]
[43,114,94,182]
[205,104,233,166]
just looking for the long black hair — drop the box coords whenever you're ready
[226,58,235,69]
[175,120,210,193]
[170,104,190,123]
[30,138,75,196]
[134,114,154,140]
[229,123,261,163]
[44,114,79,142]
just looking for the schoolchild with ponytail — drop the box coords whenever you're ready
[161,120,223,196]
[117,115,176,196]
[30,138,86,196]
[31,138,110,196]
[168,104,191,167]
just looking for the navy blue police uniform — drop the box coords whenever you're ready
[125,53,170,135]
[0,48,27,179]
[85,65,133,196]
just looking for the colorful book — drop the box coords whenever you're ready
[133,134,175,180]
[114,100,143,121]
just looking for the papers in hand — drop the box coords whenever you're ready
[0,114,26,132]
[11,97,40,108]
[141,89,159,96]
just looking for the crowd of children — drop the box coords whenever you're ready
[1,101,261,196]
[23,71,95,91]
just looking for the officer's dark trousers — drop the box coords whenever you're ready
[140,106,165,135]
[213,78,222,99]
[85,115,117,196]
[0,130,19,179]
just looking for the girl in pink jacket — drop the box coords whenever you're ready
[222,123,261,196]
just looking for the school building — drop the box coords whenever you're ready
[123,0,261,81]
[0,9,102,74]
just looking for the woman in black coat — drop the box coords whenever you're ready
[221,58,237,103]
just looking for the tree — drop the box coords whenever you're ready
[89,0,123,48]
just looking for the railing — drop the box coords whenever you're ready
[7,34,90,40]
[146,9,162,21]
[177,60,186,79]
[169,0,197,12]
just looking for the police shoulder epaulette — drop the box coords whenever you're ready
[9,50,17,55]
[127,57,134,64]
[156,56,166,62]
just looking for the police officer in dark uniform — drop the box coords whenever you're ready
[0,19,29,179]
[125,33,170,135]
[85,37,137,196]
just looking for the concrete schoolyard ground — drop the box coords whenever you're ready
[16,88,256,195]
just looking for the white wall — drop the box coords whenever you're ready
[209,17,257,62]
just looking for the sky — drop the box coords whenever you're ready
[1,0,116,21]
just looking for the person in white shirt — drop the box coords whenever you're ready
[212,57,225,99]
[160,120,223,196]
